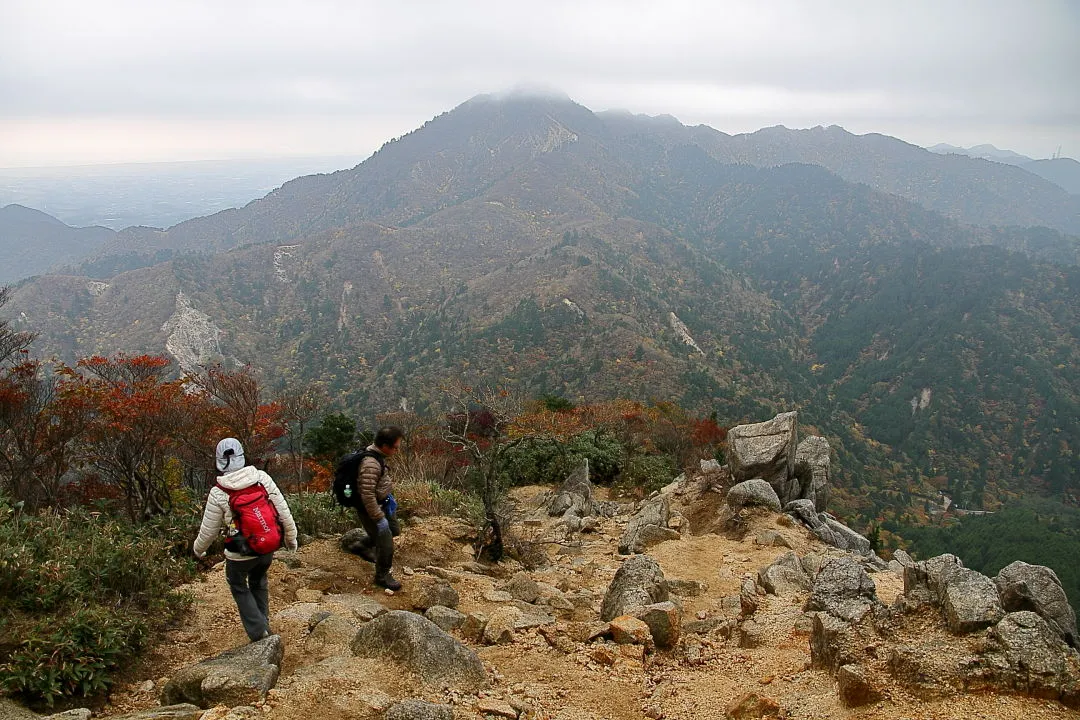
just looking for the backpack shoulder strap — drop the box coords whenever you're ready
[357,450,386,474]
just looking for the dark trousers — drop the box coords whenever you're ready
[355,506,400,578]
[225,553,274,641]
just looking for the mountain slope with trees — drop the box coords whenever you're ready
[7,92,1080,529]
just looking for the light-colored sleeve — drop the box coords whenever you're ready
[193,489,225,558]
[260,473,299,550]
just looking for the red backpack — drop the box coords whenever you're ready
[217,481,284,555]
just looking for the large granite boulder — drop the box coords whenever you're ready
[757,552,811,596]
[350,611,486,691]
[783,499,823,529]
[811,517,871,556]
[618,496,680,554]
[160,635,283,708]
[942,567,1005,634]
[903,553,964,606]
[793,435,830,511]
[805,557,879,623]
[600,554,669,621]
[995,561,1078,648]
[727,412,798,502]
[979,611,1080,707]
[726,479,782,512]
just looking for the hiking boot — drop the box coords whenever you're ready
[375,573,402,591]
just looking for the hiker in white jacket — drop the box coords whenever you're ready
[193,438,298,641]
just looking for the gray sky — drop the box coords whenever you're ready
[2,0,1077,167]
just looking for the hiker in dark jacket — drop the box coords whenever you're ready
[193,438,298,641]
[354,426,404,590]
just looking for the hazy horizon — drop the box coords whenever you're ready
[3,0,1077,167]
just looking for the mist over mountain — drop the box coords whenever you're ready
[1024,158,1080,195]
[0,155,365,231]
[6,92,1080,527]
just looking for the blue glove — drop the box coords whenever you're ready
[384,493,398,516]
[376,517,390,534]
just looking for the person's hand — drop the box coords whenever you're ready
[376,517,390,534]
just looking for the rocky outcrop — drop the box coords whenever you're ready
[160,635,284,709]
[600,555,669,621]
[727,412,798,502]
[618,496,681,554]
[804,557,879,623]
[548,461,596,518]
[757,552,811,596]
[783,501,873,557]
[350,611,486,691]
[941,567,1004,633]
[792,436,830,511]
[995,561,1078,648]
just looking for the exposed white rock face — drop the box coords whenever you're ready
[562,298,585,319]
[533,121,578,155]
[668,312,704,355]
[162,291,221,373]
[338,281,353,332]
[273,245,300,283]
[86,281,110,296]
[910,387,932,414]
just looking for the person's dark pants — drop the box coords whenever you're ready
[355,506,400,579]
[225,553,274,641]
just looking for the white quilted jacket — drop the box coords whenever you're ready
[193,465,298,560]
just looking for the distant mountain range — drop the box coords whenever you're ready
[0,204,113,284]
[4,92,1080,527]
[927,143,1080,196]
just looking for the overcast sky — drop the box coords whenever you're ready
[2,0,1077,167]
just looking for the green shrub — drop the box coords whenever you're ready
[615,453,680,495]
[502,431,624,487]
[0,498,193,705]
[285,491,357,537]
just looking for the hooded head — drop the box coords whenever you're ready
[216,437,246,473]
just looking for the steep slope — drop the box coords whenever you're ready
[0,204,114,284]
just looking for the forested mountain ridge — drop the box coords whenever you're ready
[7,92,1080,528]
[0,204,113,283]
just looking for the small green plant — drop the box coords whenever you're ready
[286,491,356,537]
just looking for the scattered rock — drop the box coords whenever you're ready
[501,572,541,603]
[350,611,486,691]
[339,528,372,555]
[636,601,682,649]
[619,496,679,554]
[383,698,454,720]
[666,578,707,597]
[484,606,523,645]
[425,605,467,632]
[99,707,204,720]
[739,620,766,649]
[724,691,782,719]
[609,616,652,645]
[413,578,460,611]
[475,697,518,719]
[308,613,359,647]
[549,461,596,518]
[323,594,388,622]
[836,664,882,707]
[160,635,283,708]
[600,554,669,621]
[753,530,792,549]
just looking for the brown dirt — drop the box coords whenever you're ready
[96,487,1080,720]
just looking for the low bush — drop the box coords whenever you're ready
[0,495,194,706]
[285,491,356,537]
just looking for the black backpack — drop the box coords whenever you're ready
[332,450,385,508]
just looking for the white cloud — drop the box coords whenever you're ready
[1,0,1077,165]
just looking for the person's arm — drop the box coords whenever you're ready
[358,456,385,522]
[193,490,225,558]
[261,473,298,551]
